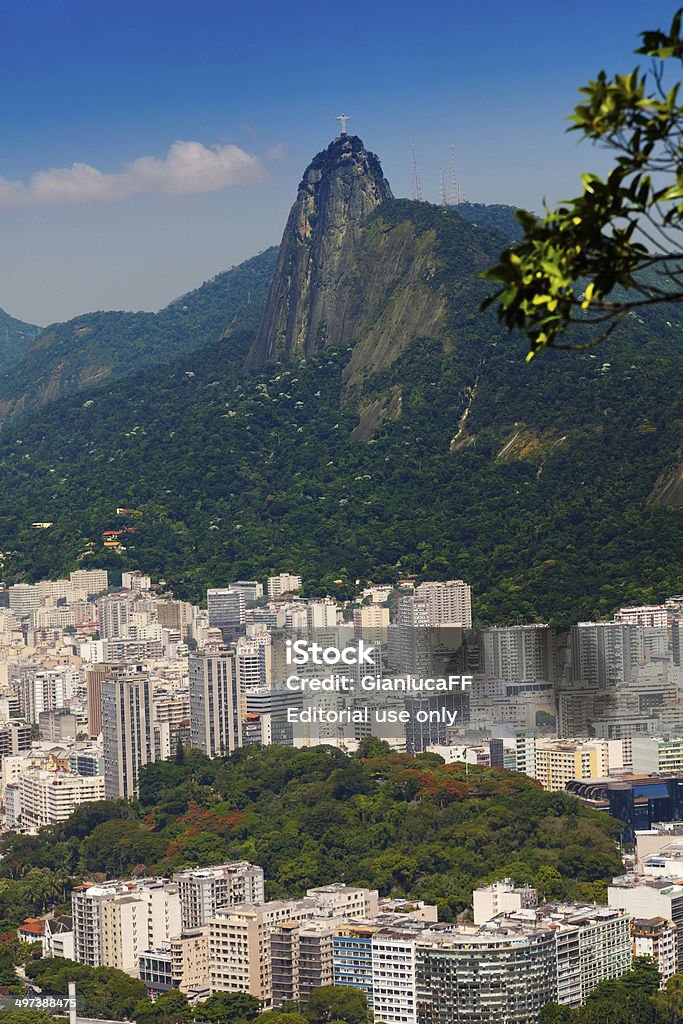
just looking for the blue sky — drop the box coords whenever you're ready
[1,0,677,325]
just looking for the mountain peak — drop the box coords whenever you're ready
[246,136,392,368]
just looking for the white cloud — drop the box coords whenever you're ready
[0,140,265,209]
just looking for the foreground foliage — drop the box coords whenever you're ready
[0,746,623,929]
[484,9,683,357]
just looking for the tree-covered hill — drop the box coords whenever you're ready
[0,201,679,622]
[0,307,42,373]
[0,746,623,927]
[0,230,679,620]
[0,248,277,423]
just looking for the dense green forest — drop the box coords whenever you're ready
[0,248,277,422]
[0,201,679,622]
[0,745,622,931]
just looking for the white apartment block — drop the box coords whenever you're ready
[70,569,109,598]
[481,624,557,682]
[615,605,670,628]
[10,769,105,830]
[372,929,419,1024]
[414,580,472,629]
[173,863,265,929]
[472,879,538,925]
[267,573,303,599]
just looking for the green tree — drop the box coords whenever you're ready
[483,9,683,358]
[303,987,369,1024]
[192,992,260,1024]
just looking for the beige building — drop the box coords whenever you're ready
[13,769,105,830]
[209,899,318,1003]
[414,580,472,629]
[208,886,378,1005]
[73,879,181,973]
[534,739,607,792]
[267,573,302,599]
[170,928,211,993]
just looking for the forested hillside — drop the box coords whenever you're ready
[0,746,623,929]
[0,194,679,622]
[0,307,41,373]
[0,248,277,423]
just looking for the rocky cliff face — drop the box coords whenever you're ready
[246,135,393,367]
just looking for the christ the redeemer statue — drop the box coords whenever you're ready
[337,114,351,135]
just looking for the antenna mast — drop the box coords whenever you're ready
[411,146,423,202]
[449,144,461,206]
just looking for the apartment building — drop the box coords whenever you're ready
[333,924,377,1007]
[171,928,211,994]
[372,928,419,1024]
[208,886,378,1006]
[632,917,677,987]
[209,899,318,1004]
[472,879,538,925]
[632,736,683,774]
[10,769,105,829]
[267,573,302,599]
[480,624,558,683]
[188,648,242,757]
[609,876,683,972]
[173,863,265,929]
[271,920,336,1007]
[533,739,606,792]
[415,925,557,1024]
[414,581,472,629]
[73,879,181,973]
[102,672,157,799]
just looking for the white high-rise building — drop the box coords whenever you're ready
[97,593,137,639]
[267,573,303,599]
[11,770,105,829]
[189,648,242,757]
[207,589,246,640]
[16,667,75,723]
[8,583,40,620]
[173,862,265,928]
[372,929,419,1024]
[571,622,645,686]
[414,580,472,628]
[70,569,109,598]
[236,634,271,690]
[481,624,558,682]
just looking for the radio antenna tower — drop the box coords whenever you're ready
[439,169,447,206]
[411,145,424,202]
[449,144,462,205]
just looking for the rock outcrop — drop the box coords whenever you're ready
[246,135,393,367]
